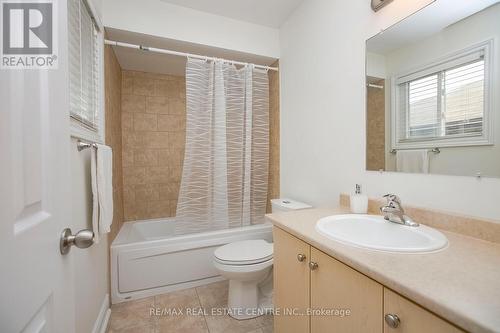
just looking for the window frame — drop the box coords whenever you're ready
[390,39,494,150]
[69,0,105,143]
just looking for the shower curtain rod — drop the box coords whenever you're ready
[367,83,384,89]
[105,40,279,72]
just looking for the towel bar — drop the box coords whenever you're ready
[77,140,97,151]
[390,148,440,154]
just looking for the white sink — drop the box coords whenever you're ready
[315,214,448,253]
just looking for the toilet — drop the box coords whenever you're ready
[213,198,312,320]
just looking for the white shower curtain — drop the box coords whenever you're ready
[175,58,269,235]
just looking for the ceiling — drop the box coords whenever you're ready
[159,0,303,28]
[107,28,278,76]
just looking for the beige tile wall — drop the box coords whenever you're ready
[366,78,386,171]
[121,70,186,221]
[104,45,124,242]
[121,67,280,221]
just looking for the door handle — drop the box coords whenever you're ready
[60,228,94,255]
[297,253,307,262]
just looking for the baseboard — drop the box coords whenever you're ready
[92,294,111,333]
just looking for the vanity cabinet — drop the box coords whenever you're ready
[383,289,463,333]
[273,227,382,333]
[273,227,464,333]
[273,226,311,333]
[310,247,383,332]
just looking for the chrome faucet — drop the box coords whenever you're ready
[380,194,419,227]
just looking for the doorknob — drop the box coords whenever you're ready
[60,228,94,255]
[297,254,307,262]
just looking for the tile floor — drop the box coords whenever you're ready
[107,281,273,333]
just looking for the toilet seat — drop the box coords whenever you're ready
[213,257,273,275]
[214,240,273,265]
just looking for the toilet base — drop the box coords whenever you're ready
[228,280,260,320]
[226,269,273,320]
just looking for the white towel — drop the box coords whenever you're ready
[396,149,429,173]
[90,148,99,243]
[91,144,113,243]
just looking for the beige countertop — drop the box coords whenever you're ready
[266,207,500,333]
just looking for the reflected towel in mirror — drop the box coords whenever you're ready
[396,150,429,174]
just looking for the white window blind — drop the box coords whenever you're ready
[69,0,100,131]
[394,45,490,147]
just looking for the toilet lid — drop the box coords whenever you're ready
[214,240,273,265]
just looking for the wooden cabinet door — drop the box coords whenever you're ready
[273,227,311,333]
[310,247,383,333]
[384,288,464,333]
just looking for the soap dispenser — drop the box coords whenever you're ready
[350,184,368,214]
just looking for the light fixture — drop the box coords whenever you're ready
[371,0,394,12]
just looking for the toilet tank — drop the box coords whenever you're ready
[271,198,312,213]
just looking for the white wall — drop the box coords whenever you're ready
[280,0,500,221]
[366,52,386,78]
[102,0,280,58]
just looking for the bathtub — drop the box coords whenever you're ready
[110,218,273,304]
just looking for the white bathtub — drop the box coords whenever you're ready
[110,218,273,304]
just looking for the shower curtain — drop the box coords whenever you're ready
[175,58,269,235]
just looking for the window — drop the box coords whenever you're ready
[68,0,103,141]
[392,41,492,149]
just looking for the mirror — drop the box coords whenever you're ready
[366,2,500,178]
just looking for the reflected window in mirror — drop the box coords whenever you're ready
[393,42,491,149]
[365,2,500,178]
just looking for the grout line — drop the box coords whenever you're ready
[194,287,211,333]
[152,295,159,333]
[121,282,271,333]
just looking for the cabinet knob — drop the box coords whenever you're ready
[297,254,307,262]
[309,261,319,270]
[384,314,400,328]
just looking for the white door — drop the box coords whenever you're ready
[0,1,75,332]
